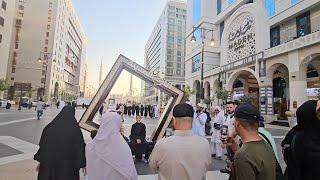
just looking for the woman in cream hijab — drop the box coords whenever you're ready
[86,111,138,180]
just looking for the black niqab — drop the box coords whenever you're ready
[34,105,86,180]
[294,100,320,180]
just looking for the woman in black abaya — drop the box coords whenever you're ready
[34,105,86,180]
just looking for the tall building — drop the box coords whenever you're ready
[0,0,15,98]
[6,0,87,101]
[144,0,187,104]
[98,59,103,86]
[186,0,320,122]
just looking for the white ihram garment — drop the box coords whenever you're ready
[86,112,138,180]
[192,112,207,136]
[211,107,224,157]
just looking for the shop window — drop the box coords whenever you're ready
[270,26,280,47]
[296,12,311,37]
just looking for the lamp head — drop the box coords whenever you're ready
[190,34,196,43]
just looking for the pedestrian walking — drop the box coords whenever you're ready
[86,111,138,180]
[192,103,207,136]
[149,103,211,180]
[34,105,86,180]
[36,98,45,120]
[226,103,276,180]
[56,101,60,109]
[211,106,224,160]
[281,100,320,180]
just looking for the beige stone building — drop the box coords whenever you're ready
[144,0,187,105]
[186,0,320,122]
[0,0,15,98]
[6,0,87,101]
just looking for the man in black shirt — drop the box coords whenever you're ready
[130,115,147,160]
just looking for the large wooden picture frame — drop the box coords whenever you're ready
[78,55,184,141]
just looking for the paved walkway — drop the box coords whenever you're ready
[0,159,228,180]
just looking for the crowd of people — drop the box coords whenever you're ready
[33,99,320,180]
[118,103,160,118]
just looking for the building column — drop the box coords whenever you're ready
[288,51,308,111]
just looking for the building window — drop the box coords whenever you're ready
[48,17,51,22]
[0,16,4,26]
[45,39,48,45]
[265,0,276,17]
[46,32,49,37]
[12,67,16,73]
[270,26,280,47]
[220,21,224,43]
[2,1,6,10]
[192,0,201,24]
[18,5,24,10]
[18,12,24,17]
[217,0,222,15]
[11,77,14,80]
[296,12,311,38]
[227,0,234,5]
[0,34,2,43]
[15,43,19,49]
[44,47,48,52]
[291,0,299,4]
[47,24,50,29]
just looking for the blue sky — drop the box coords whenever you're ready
[72,0,169,88]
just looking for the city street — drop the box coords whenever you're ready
[0,107,289,179]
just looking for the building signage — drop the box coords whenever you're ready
[191,53,201,73]
[227,13,256,63]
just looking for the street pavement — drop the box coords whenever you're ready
[0,107,289,179]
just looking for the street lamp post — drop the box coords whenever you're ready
[187,22,216,103]
[37,52,56,100]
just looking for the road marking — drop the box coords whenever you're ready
[272,136,285,139]
[0,136,38,165]
[0,118,36,126]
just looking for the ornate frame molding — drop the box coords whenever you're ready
[78,55,184,141]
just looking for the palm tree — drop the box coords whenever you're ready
[182,86,194,102]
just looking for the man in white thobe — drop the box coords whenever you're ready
[149,103,211,180]
[192,103,207,136]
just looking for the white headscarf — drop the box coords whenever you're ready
[213,106,224,124]
[86,112,138,180]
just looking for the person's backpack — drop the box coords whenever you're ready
[258,132,285,180]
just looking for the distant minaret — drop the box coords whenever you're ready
[129,74,133,97]
[98,58,103,86]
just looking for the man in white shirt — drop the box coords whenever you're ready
[192,103,207,136]
[221,101,237,174]
[36,98,45,120]
[149,103,211,180]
